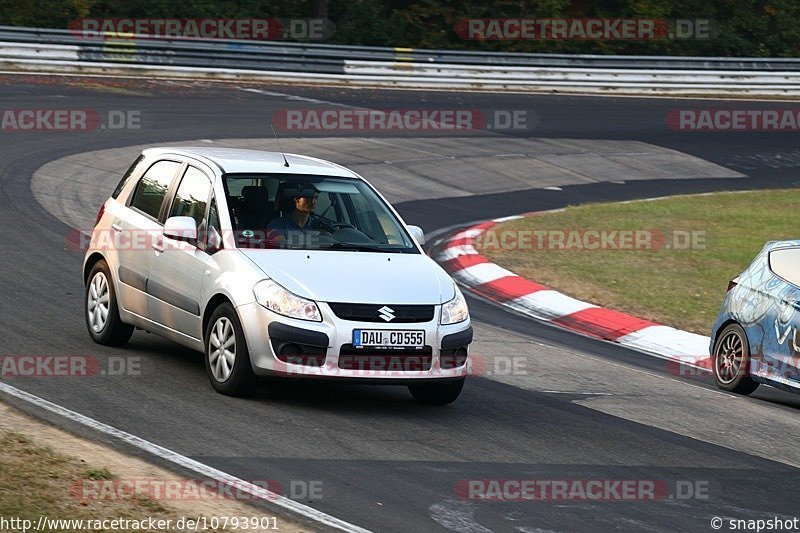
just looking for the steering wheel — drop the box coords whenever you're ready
[327,222,357,230]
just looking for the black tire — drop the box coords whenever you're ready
[712,323,759,395]
[85,260,133,347]
[408,378,465,405]
[204,303,258,397]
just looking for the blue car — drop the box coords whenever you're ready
[710,240,800,395]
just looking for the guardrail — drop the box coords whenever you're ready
[0,25,798,95]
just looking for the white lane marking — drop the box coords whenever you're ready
[0,381,371,533]
[239,87,359,108]
[492,215,524,223]
[429,499,493,533]
[541,391,613,396]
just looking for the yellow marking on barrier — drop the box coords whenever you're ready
[102,31,136,39]
[103,38,137,63]
[394,46,414,63]
[393,47,415,69]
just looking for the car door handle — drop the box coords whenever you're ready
[111,223,123,232]
[152,240,165,253]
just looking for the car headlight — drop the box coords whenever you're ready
[253,280,322,322]
[440,285,469,325]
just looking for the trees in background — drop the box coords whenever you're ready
[1,0,797,56]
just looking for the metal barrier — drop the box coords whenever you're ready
[0,25,798,95]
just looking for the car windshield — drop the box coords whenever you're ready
[222,173,419,253]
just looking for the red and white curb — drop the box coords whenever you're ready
[431,215,713,370]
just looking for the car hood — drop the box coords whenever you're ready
[240,249,456,304]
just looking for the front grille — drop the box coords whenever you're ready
[327,303,435,323]
[338,345,433,371]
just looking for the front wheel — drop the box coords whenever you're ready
[712,323,759,395]
[85,260,133,347]
[408,378,465,405]
[204,303,258,397]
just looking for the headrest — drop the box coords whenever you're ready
[241,186,269,210]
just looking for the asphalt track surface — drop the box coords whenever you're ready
[2,76,800,532]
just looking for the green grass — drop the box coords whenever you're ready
[477,189,800,335]
[0,432,174,532]
[85,467,114,480]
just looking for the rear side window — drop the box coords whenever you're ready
[769,247,800,287]
[169,166,211,228]
[112,155,144,199]
[129,160,181,219]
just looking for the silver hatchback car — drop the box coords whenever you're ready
[83,148,472,403]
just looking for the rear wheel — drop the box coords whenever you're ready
[204,303,258,397]
[85,260,133,347]
[713,323,759,395]
[409,378,465,405]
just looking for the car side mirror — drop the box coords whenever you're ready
[164,216,197,242]
[408,225,425,246]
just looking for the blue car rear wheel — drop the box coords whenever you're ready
[713,323,759,395]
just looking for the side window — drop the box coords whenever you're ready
[205,197,222,250]
[112,155,144,199]
[769,248,800,287]
[129,160,181,219]
[169,166,211,228]
[208,198,220,230]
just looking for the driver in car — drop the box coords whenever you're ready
[267,185,330,247]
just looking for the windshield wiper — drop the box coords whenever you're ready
[328,242,404,253]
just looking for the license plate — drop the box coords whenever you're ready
[353,329,425,348]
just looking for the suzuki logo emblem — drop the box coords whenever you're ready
[378,306,395,322]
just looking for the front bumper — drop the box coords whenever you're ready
[237,301,472,381]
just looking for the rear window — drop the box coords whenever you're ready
[769,247,800,286]
[129,160,181,220]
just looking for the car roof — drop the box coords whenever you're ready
[141,147,359,178]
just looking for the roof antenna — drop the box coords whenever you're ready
[271,124,290,167]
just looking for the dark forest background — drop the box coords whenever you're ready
[1,0,797,56]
